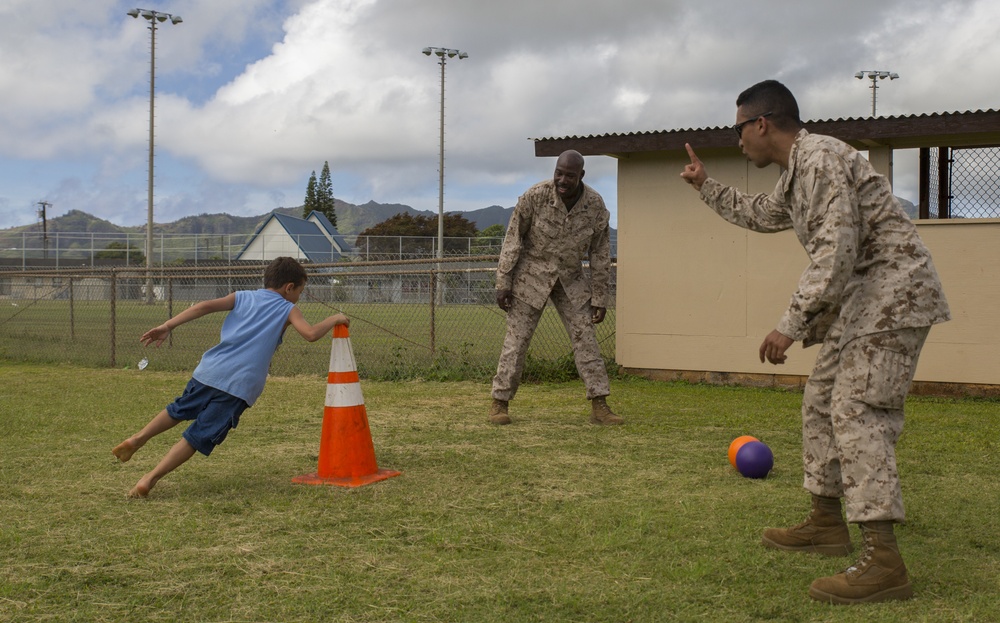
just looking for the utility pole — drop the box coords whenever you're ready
[37,201,51,260]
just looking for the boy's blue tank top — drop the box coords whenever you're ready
[193,289,294,405]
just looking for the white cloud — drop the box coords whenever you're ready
[1,0,999,230]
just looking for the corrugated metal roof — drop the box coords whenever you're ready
[532,109,1000,142]
[532,109,1000,156]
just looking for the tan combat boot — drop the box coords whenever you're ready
[761,494,853,556]
[808,521,913,604]
[590,396,624,425]
[488,398,511,425]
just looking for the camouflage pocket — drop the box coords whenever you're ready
[859,348,914,410]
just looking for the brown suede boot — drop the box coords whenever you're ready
[590,396,623,425]
[808,521,913,605]
[761,495,854,556]
[488,398,511,425]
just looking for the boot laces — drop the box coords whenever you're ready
[790,508,823,531]
[844,532,876,577]
[790,517,812,531]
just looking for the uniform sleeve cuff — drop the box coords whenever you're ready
[776,313,806,342]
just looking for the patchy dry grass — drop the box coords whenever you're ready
[1,361,998,622]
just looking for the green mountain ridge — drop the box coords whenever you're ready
[2,200,517,239]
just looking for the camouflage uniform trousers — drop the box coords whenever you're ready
[492,280,610,402]
[801,318,931,523]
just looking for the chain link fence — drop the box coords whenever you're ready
[0,257,617,383]
[0,232,616,268]
[0,233,506,268]
[924,146,1000,219]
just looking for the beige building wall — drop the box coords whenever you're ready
[615,149,1000,387]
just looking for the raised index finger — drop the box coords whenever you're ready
[685,143,701,165]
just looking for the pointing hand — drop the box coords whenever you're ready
[680,143,707,191]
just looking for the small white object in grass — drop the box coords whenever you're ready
[138,357,149,370]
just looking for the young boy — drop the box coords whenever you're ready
[113,256,349,498]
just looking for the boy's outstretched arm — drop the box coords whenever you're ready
[287,307,349,343]
[140,293,237,347]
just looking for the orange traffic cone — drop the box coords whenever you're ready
[292,324,400,487]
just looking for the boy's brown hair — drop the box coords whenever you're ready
[263,257,308,289]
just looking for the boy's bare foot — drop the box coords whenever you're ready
[112,439,138,463]
[127,479,152,499]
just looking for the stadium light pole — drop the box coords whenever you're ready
[855,70,899,117]
[128,8,183,303]
[422,46,468,299]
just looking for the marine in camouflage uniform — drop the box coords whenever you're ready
[491,150,621,426]
[682,80,949,604]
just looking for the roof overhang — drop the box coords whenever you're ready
[533,109,1000,157]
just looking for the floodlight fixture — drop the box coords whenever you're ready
[855,69,899,117]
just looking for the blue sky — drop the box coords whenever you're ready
[2,0,999,233]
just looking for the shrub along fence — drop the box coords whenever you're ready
[0,257,617,382]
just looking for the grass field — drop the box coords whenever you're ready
[1,362,998,622]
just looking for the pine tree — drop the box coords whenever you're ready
[317,161,336,227]
[303,171,318,219]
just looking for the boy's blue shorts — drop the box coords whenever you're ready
[166,378,249,456]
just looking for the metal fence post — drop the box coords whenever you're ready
[69,276,75,341]
[430,269,436,354]
[168,277,174,347]
[110,268,117,367]
[938,147,951,219]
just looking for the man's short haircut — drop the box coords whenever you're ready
[736,80,803,131]
[557,150,585,171]
[264,256,308,289]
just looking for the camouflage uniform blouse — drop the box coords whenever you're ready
[699,130,950,347]
[496,180,612,311]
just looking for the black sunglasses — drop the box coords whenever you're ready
[733,112,773,139]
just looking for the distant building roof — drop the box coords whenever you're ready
[533,109,1000,156]
[304,211,354,254]
[237,210,353,263]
